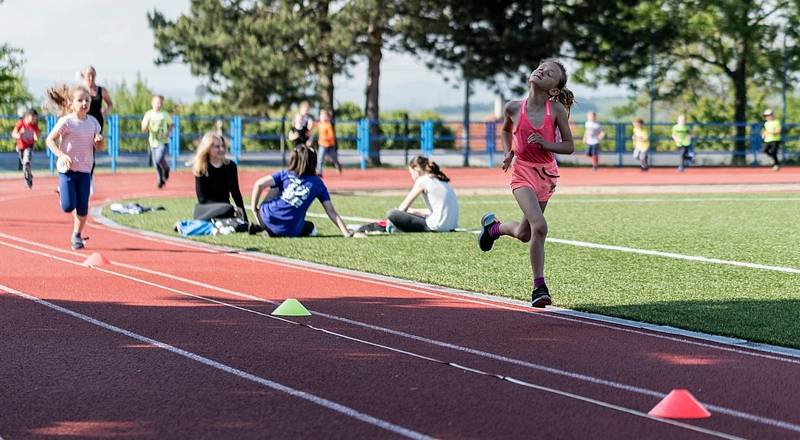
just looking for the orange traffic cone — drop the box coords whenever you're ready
[648,389,711,419]
[83,252,111,267]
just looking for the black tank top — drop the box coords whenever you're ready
[88,86,104,131]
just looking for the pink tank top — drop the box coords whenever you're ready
[513,98,556,164]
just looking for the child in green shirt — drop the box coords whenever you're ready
[141,95,173,188]
[672,114,692,172]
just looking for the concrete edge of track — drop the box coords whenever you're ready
[91,205,800,361]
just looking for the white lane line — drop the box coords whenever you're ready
[2,239,799,435]
[460,197,800,204]
[306,213,800,274]
[0,283,431,440]
[9,226,800,365]
[547,238,800,274]
[0,286,747,439]
[7,224,800,364]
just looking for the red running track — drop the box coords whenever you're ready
[1,169,800,439]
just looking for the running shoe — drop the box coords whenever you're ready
[70,234,85,250]
[531,284,552,308]
[478,212,498,252]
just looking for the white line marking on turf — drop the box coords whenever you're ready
[0,283,432,440]
[460,197,800,204]
[547,238,800,274]
[2,238,800,434]
[307,213,800,274]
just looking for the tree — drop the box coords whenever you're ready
[336,0,404,165]
[568,0,800,163]
[395,1,566,165]
[0,44,33,114]
[148,0,356,115]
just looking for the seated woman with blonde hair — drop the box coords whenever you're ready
[192,132,247,222]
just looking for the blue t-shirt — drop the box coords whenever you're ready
[259,170,330,236]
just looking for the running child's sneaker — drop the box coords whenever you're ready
[478,212,498,252]
[70,234,85,250]
[531,284,551,308]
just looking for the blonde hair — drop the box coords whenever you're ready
[192,132,229,177]
[46,84,90,116]
[82,65,96,78]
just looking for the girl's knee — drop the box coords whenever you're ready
[514,225,531,243]
[386,209,402,221]
[532,221,548,239]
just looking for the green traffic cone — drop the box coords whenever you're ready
[271,298,312,316]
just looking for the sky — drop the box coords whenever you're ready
[0,0,624,112]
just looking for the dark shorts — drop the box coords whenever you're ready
[58,171,92,216]
[586,144,600,157]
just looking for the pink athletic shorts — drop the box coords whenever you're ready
[510,158,560,202]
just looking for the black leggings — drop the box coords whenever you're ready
[193,202,235,221]
[764,142,780,166]
[386,209,430,233]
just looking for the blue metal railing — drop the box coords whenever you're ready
[2,114,798,170]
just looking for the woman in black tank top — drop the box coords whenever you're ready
[82,66,113,133]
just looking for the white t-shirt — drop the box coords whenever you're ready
[417,175,459,232]
[584,120,603,145]
[52,114,101,173]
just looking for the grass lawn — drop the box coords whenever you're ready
[105,192,800,349]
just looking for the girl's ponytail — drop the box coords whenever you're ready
[46,84,73,116]
[409,155,450,182]
[554,87,575,117]
[46,84,90,116]
[427,160,450,182]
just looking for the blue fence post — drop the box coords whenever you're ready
[107,114,119,173]
[169,115,181,170]
[419,120,434,157]
[45,114,57,175]
[615,122,625,167]
[230,116,242,163]
[356,118,368,170]
[485,121,496,168]
[749,123,762,165]
[419,121,428,155]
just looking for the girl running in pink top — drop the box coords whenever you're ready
[478,59,575,308]
[46,84,104,249]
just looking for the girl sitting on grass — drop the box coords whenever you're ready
[249,146,351,237]
[385,155,459,233]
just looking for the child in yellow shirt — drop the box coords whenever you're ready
[632,118,649,171]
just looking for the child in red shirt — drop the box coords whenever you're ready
[11,109,40,189]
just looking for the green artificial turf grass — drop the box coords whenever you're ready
[106,192,800,348]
